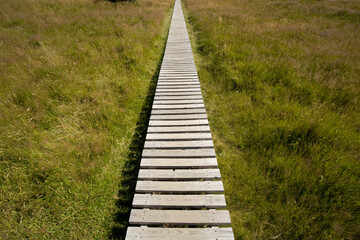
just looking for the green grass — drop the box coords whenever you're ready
[183,0,360,239]
[0,0,173,238]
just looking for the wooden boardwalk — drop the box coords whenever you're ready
[125,0,234,239]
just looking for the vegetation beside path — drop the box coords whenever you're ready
[183,0,360,239]
[0,0,172,238]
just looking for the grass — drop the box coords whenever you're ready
[0,0,173,238]
[182,0,360,239]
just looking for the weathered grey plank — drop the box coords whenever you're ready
[138,169,220,180]
[154,95,203,100]
[156,88,201,93]
[156,85,199,88]
[158,78,198,82]
[153,99,204,105]
[146,133,212,140]
[126,227,234,240]
[159,72,198,74]
[142,149,216,158]
[140,158,217,168]
[157,82,199,85]
[150,114,208,120]
[132,194,226,208]
[144,140,213,148]
[155,92,202,96]
[149,119,208,126]
[129,209,231,226]
[152,104,205,109]
[147,125,210,133]
[135,181,224,193]
[159,74,198,76]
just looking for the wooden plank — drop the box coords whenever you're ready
[153,99,204,104]
[142,149,216,158]
[149,119,208,126]
[158,76,197,79]
[152,104,204,109]
[129,209,231,226]
[159,71,198,74]
[135,181,224,193]
[126,227,234,240]
[158,79,198,82]
[132,194,226,208]
[159,71,196,73]
[157,83,199,87]
[150,114,208,120]
[147,125,210,133]
[159,74,198,77]
[154,95,203,100]
[157,82,199,85]
[160,67,196,69]
[157,85,200,89]
[138,169,220,180]
[156,88,201,92]
[146,133,212,140]
[144,140,213,148]
[140,158,217,168]
[155,92,202,96]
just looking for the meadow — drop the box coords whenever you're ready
[0,0,172,238]
[183,0,360,239]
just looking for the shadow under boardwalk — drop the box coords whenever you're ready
[108,38,166,240]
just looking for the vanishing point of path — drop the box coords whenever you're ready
[125,0,234,239]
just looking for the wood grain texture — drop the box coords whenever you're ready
[151,108,207,115]
[149,119,209,126]
[132,194,226,208]
[144,140,213,148]
[126,227,234,240]
[140,158,218,168]
[142,149,216,158]
[147,125,210,133]
[129,209,231,226]
[146,133,212,140]
[135,181,224,193]
[150,113,207,120]
[138,169,221,180]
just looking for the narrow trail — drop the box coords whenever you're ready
[125,0,234,238]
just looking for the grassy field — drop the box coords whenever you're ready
[183,0,360,239]
[0,0,172,238]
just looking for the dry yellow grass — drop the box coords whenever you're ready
[183,0,360,238]
[0,0,173,238]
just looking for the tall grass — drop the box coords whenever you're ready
[0,0,172,238]
[183,0,360,239]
